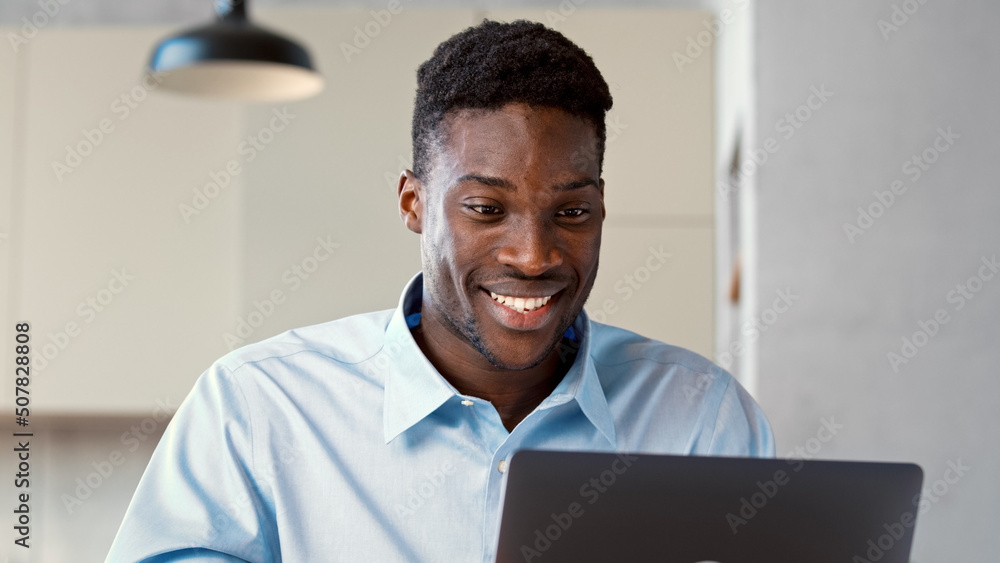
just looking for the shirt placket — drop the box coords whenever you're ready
[475,395,575,562]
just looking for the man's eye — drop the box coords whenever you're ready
[558,208,588,218]
[468,204,501,215]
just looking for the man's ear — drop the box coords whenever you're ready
[599,178,606,220]
[398,169,423,234]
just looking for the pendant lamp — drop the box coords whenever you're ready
[148,0,323,102]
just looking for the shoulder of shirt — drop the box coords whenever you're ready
[587,319,728,381]
[212,308,395,373]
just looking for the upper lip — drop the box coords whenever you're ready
[481,283,567,298]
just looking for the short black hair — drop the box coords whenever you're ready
[411,19,614,182]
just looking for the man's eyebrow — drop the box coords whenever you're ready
[456,174,515,190]
[455,174,599,192]
[553,178,600,192]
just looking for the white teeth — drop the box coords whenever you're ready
[489,292,553,314]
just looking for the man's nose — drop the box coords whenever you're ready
[495,219,563,276]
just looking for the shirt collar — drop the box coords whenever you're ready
[382,272,617,447]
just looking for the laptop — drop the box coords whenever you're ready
[494,450,923,563]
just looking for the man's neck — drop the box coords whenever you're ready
[410,321,578,433]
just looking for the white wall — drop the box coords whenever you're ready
[753,1,1000,560]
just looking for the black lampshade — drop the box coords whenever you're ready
[149,0,323,102]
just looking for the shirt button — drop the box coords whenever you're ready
[461,399,474,406]
[498,460,507,473]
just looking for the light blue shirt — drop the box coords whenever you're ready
[107,272,774,562]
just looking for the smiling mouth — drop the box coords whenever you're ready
[488,291,553,314]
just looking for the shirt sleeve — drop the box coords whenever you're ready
[705,369,776,458]
[106,363,278,562]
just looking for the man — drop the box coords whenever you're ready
[108,19,773,562]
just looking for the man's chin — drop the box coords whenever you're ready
[472,331,567,372]
[481,352,550,372]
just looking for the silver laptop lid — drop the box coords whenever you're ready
[495,450,923,563]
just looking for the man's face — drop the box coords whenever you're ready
[401,102,605,370]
